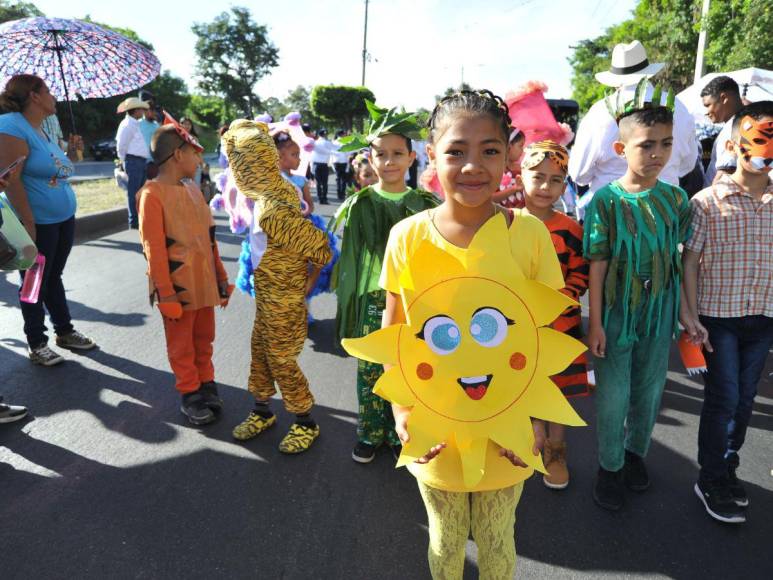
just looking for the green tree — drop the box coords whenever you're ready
[186,94,229,128]
[262,96,289,122]
[310,85,375,131]
[414,107,432,128]
[283,85,322,127]
[0,0,42,23]
[82,15,154,51]
[704,0,773,73]
[191,7,279,116]
[434,82,473,102]
[568,37,614,113]
[143,70,190,118]
[568,0,772,113]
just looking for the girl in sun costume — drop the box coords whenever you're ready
[343,91,585,579]
[331,101,439,463]
[224,120,332,454]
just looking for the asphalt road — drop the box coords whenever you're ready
[71,155,220,182]
[1,204,771,579]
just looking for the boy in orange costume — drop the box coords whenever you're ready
[138,120,233,426]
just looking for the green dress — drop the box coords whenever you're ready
[583,180,690,345]
[331,185,439,446]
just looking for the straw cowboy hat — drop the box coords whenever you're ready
[595,41,665,87]
[116,96,150,114]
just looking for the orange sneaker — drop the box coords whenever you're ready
[543,440,569,490]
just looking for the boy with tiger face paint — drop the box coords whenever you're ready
[682,101,773,525]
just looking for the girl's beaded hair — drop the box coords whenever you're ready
[428,89,512,144]
[272,130,296,150]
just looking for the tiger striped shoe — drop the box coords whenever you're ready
[232,412,276,441]
[278,423,320,454]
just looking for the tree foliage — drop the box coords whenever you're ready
[191,7,279,116]
[703,0,773,72]
[186,94,230,129]
[435,82,473,102]
[568,0,772,113]
[310,85,375,131]
[0,0,42,23]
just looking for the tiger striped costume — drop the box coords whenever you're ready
[223,120,332,414]
[544,211,590,397]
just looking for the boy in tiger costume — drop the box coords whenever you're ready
[225,120,332,454]
[519,140,589,491]
[683,101,773,524]
[138,119,233,426]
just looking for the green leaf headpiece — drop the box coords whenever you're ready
[605,77,675,124]
[338,100,426,152]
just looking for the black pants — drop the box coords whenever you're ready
[334,163,349,200]
[313,163,329,203]
[19,216,76,348]
[408,158,418,189]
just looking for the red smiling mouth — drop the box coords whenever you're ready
[457,375,493,400]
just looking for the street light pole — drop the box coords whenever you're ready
[694,0,711,83]
[361,0,369,86]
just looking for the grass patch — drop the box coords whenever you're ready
[73,179,125,216]
[72,165,224,217]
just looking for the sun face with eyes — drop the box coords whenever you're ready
[343,214,586,488]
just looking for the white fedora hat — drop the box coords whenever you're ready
[595,40,665,87]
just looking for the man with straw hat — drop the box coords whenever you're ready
[116,96,150,229]
[569,41,697,215]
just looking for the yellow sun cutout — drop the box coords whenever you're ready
[343,213,587,489]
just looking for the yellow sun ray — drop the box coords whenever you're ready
[341,324,402,365]
[461,212,505,276]
[457,436,489,488]
[400,241,466,311]
[490,414,547,474]
[373,366,417,408]
[519,375,587,426]
[514,280,577,327]
[398,406,449,467]
[535,327,588,376]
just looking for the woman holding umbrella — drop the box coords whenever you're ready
[0,74,96,366]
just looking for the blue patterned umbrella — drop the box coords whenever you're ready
[0,17,161,133]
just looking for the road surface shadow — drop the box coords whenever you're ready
[0,402,432,580]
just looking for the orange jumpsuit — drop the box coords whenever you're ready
[138,181,229,394]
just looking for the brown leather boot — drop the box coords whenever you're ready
[543,440,569,490]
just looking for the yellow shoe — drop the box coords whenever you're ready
[232,411,276,441]
[543,440,569,490]
[278,423,320,454]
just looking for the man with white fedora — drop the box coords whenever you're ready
[569,40,697,214]
[115,96,151,229]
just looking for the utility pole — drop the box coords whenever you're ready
[361,0,369,86]
[694,0,711,83]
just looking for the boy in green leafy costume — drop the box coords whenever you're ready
[583,80,691,511]
[330,101,439,464]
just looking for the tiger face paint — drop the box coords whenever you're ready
[736,116,773,172]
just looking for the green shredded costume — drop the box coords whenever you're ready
[331,185,439,445]
[583,180,690,345]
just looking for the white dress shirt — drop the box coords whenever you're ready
[569,83,698,195]
[704,118,736,185]
[116,115,151,162]
[310,137,337,164]
[331,140,350,164]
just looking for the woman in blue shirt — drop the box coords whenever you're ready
[0,74,96,366]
